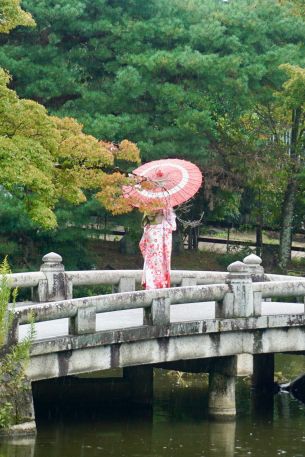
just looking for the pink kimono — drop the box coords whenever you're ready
[139,208,176,290]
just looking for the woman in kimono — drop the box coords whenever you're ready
[139,207,176,290]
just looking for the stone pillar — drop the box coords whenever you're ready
[123,365,154,406]
[216,261,254,318]
[0,379,36,437]
[251,353,275,418]
[32,252,72,303]
[208,356,237,420]
[252,353,275,391]
[143,297,170,326]
[15,380,36,427]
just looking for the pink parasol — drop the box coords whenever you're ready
[124,159,202,208]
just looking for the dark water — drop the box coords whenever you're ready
[1,356,305,457]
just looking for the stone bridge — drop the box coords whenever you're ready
[3,252,305,433]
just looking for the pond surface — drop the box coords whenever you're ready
[1,355,305,457]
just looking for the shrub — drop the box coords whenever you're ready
[0,258,34,428]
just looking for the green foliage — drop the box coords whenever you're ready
[0,258,35,428]
[217,246,254,268]
[2,0,303,164]
[0,191,98,270]
[0,257,15,346]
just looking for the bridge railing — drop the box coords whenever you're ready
[1,251,304,341]
[7,253,303,339]
[4,251,304,301]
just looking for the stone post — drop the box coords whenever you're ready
[216,261,254,318]
[143,297,170,326]
[208,356,237,420]
[118,277,136,293]
[68,306,96,335]
[32,252,72,303]
[243,253,266,315]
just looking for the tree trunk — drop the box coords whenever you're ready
[278,107,301,272]
[256,190,263,257]
[256,224,263,258]
[279,178,297,272]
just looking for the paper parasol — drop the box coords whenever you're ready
[124,158,202,208]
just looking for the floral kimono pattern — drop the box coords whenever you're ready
[139,209,176,290]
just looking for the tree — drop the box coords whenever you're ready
[0,1,142,229]
[276,65,305,270]
[0,69,141,228]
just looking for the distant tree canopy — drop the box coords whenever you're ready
[1,0,303,164]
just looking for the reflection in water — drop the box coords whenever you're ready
[208,421,236,457]
[0,437,36,457]
[1,370,305,457]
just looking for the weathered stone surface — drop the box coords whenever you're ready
[17,284,230,324]
[0,421,36,437]
[144,297,171,326]
[181,277,197,287]
[208,356,237,419]
[118,277,136,293]
[69,306,96,335]
[25,323,305,381]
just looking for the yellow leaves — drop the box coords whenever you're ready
[277,64,305,109]
[27,204,57,230]
[278,0,305,18]
[0,68,10,87]
[0,0,35,34]
[51,116,83,138]
[59,133,114,167]
[53,116,114,167]
[95,172,134,215]
[115,140,141,164]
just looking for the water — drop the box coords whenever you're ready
[1,361,305,457]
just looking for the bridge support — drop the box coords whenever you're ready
[208,356,237,420]
[0,380,36,437]
[252,353,275,391]
[123,365,154,406]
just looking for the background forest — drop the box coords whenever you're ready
[0,0,304,272]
